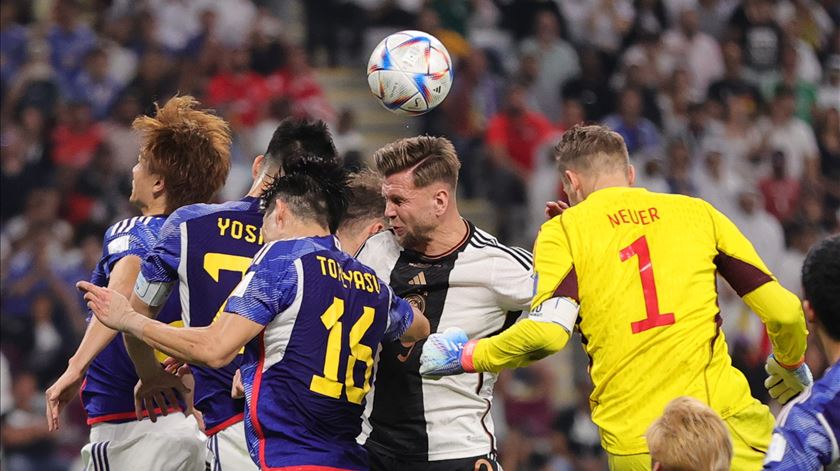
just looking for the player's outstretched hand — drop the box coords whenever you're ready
[419,327,471,377]
[545,200,569,220]
[765,354,813,404]
[76,281,134,332]
[45,367,84,432]
[134,369,190,422]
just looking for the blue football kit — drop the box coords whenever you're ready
[224,235,414,470]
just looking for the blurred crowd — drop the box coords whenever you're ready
[0,0,838,470]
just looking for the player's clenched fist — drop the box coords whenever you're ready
[765,354,813,404]
[419,327,475,377]
[76,281,135,331]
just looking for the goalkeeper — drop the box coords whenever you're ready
[420,125,810,471]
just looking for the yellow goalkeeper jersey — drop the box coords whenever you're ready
[530,186,806,455]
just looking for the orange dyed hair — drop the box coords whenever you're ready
[133,95,231,212]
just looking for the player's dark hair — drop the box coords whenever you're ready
[263,119,337,172]
[801,235,840,340]
[260,153,349,233]
[339,170,386,231]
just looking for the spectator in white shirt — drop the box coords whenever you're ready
[520,11,580,121]
[662,6,725,99]
[757,84,821,182]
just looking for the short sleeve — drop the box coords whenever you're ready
[224,245,298,326]
[763,406,836,470]
[383,285,414,342]
[492,247,534,312]
[531,216,577,311]
[140,212,184,285]
[100,218,158,279]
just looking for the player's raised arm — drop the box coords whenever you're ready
[79,281,263,369]
[45,254,142,431]
[708,203,811,403]
[420,218,574,376]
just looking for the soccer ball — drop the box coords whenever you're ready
[367,30,453,116]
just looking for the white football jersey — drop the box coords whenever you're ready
[355,220,533,461]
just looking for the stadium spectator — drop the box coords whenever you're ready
[46,0,96,96]
[0,1,28,97]
[50,100,103,170]
[817,55,840,113]
[757,85,821,183]
[759,150,802,223]
[602,87,662,158]
[728,0,784,82]
[70,47,123,121]
[1,371,65,471]
[205,47,270,129]
[709,90,763,183]
[519,11,579,121]
[695,145,741,217]
[661,6,724,99]
[486,84,555,243]
[562,47,615,121]
[646,396,733,471]
[707,39,764,118]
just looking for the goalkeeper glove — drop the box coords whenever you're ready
[419,328,477,377]
[764,354,813,405]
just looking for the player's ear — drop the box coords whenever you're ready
[252,155,265,179]
[368,220,385,236]
[803,300,816,324]
[627,164,636,186]
[652,462,662,471]
[432,187,449,215]
[152,174,165,195]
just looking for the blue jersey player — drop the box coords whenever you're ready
[764,235,840,471]
[44,96,232,470]
[127,119,343,470]
[78,155,431,470]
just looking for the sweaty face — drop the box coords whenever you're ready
[382,170,438,251]
[129,153,158,209]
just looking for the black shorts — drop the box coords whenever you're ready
[366,445,501,471]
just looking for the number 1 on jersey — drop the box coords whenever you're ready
[620,235,675,334]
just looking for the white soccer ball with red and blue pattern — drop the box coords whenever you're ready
[367,30,453,116]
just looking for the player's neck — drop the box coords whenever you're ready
[415,213,468,257]
[276,220,331,241]
[583,174,631,199]
[141,198,168,217]
[820,332,840,365]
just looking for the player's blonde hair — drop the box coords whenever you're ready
[646,397,733,471]
[133,95,231,212]
[553,124,629,175]
[373,136,460,188]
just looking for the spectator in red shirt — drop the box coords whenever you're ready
[759,150,801,223]
[265,46,334,124]
[485,83,555,243]
[205,47,270,129]
[50,100,102,169]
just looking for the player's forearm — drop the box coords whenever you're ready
[123,312,233,369]
[67,317,120,374]
[470,319,570,373]
[745,282,808,367]
[401,308,430,343]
